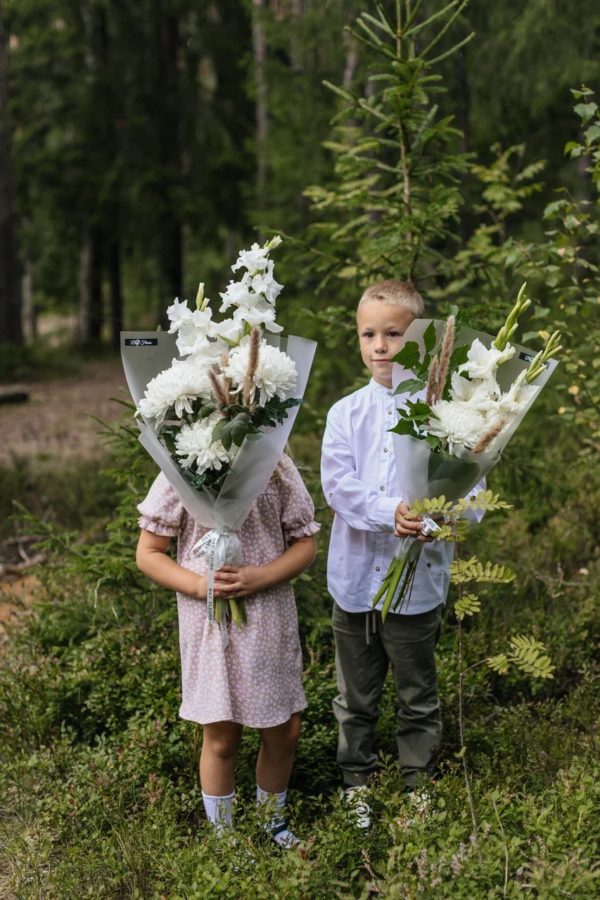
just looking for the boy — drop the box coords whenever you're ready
[321,280,453,826]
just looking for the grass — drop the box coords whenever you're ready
[0,426,598,897]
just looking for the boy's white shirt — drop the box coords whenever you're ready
[321,378,483,615]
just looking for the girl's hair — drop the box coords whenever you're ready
[358,279,424,317]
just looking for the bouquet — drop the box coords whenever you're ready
[121,236,317,631]
[373,285,561,619]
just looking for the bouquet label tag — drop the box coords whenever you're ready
[125,338,158,347]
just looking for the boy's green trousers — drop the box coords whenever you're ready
[332,603,442,790]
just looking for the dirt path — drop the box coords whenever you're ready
[0,357,131,640]
[0,358,130,464]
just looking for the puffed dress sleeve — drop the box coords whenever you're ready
[276,454,320,545]
[137,472,185,538]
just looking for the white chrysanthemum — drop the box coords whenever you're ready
[224,340,297,405]
[137,359,212,425]
[175,412,233,473]
[428,400,487,452]
[458,339,515,381]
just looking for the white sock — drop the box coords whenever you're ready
[256,785,299,848]
[202,790,235,833]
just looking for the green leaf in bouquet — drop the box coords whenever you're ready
[230,413,258,447]
[394,377,426,396]
[423,320,437,353]
[425,433,443,451]
[405,399,432,422]
[448,343,469,373]
[393,341,421,369]
[390,418,418,436]
[197,402,216,419]
[211,418,228,444]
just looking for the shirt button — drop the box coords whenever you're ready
[380,485,385,491]
[375,566,380,572]
[427,563,431,568]
[383,447,388,453]
[387,410,392,415]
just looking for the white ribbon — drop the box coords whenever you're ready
[192,528,243,626]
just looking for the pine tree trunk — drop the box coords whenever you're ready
[156,9,182,323]
[21,259,35,342]
[0,2,22,346]
[108,236,122,349]
[252,0,268,219]
[78,225,103,342]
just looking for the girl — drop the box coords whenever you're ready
[136,454,318,848]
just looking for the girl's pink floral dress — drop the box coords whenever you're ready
[137,454,319,728]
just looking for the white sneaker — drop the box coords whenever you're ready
[344,785,371,830]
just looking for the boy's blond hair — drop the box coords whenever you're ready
[358,279,424,317]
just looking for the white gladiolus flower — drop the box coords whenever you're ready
[428,400,487,452]
[214,317,243,345]
[494,376,539,418]
[224,340,297,405]
[137,358,212,425]
[458,339,515,381]
[166,297,194,332]
[231,242,270,274]
[233,303,283,333]
[219,278,256,313]
[175,309,222,358]
[450,372,500,412]
[175,412,233,473]
[251,267,283,305]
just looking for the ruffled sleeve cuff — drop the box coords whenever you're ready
[137,514,180,538]
[285,519,321,542]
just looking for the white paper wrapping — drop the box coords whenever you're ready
[122,330,317,529]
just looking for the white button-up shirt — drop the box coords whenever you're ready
[322,379,458,615]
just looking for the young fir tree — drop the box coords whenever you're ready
[302,0,473,295]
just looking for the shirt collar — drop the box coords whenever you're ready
[368,378,394,395]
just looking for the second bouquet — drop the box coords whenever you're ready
[121,237,316,630]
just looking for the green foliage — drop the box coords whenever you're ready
[488,635,556,681]
[303,1,472,295]
[454,592,481,621]
[450,556,516,585]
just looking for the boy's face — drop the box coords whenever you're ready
[356,302,415,388]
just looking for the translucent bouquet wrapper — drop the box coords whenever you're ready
[122,330,317,629]
[373,319,558,619]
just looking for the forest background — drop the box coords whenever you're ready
[0,0,599,897]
